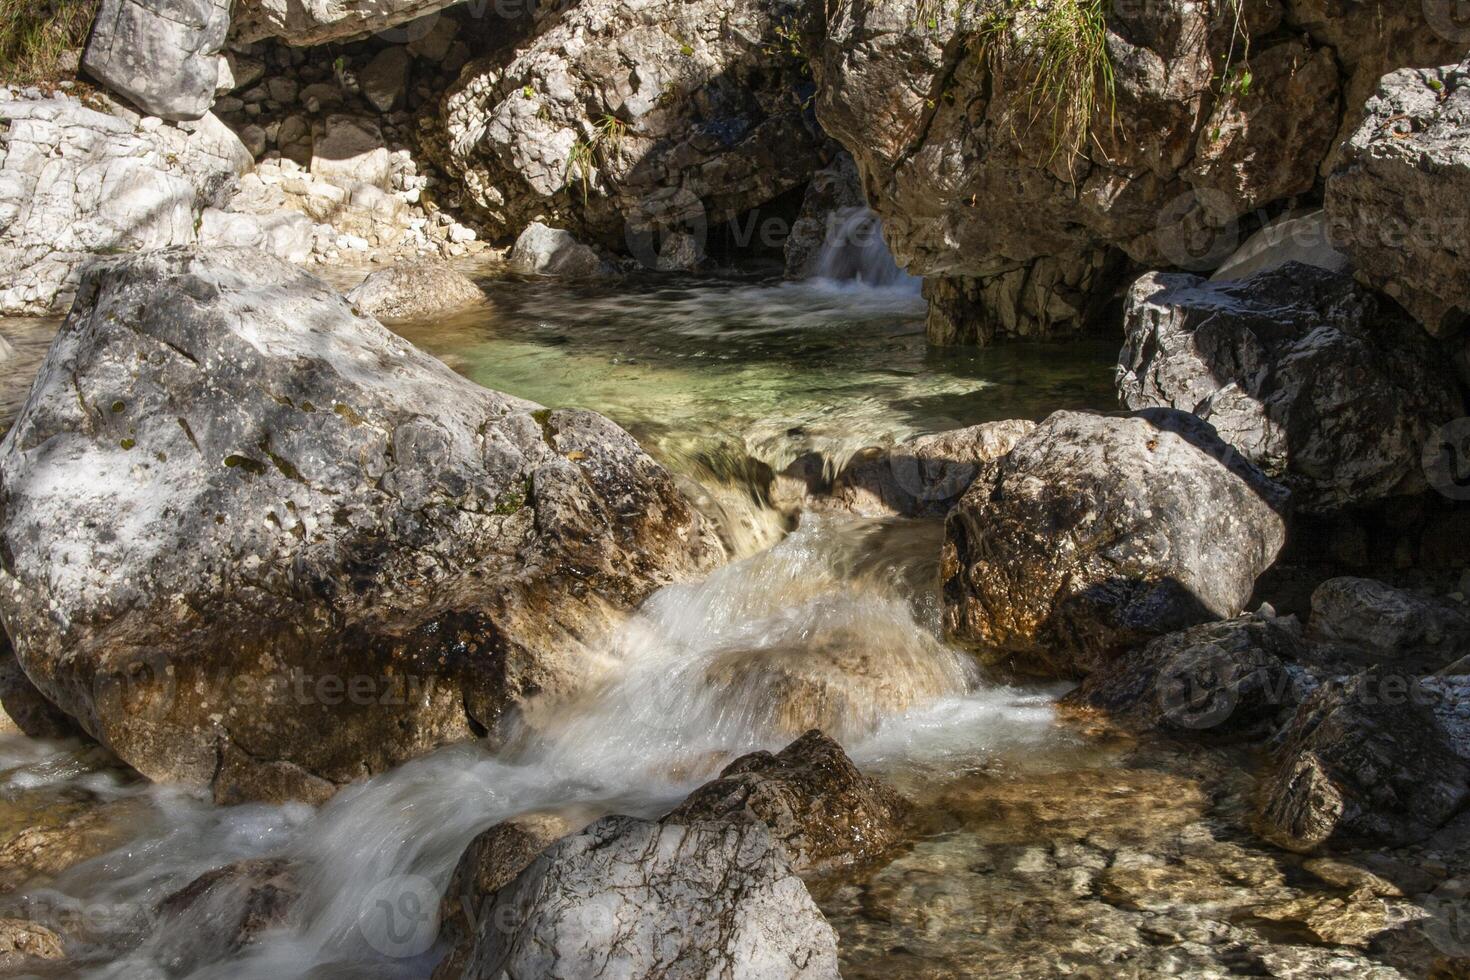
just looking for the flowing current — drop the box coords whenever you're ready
[0,261,1115,977]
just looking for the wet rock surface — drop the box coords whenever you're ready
[942,409,1289,678]
[664,730,908,874]
[0,248,720,801]
[151,857,300,972]
[1120,263,1465,513]
[450,815,841,980]
[826,419,1035,519]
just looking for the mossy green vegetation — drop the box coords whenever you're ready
[0,0,97,86]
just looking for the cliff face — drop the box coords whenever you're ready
[803,0,1465,342]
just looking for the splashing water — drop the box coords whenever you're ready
[811,208,919,292]
[0,273,1111,978]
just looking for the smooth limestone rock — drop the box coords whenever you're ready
[1065,613,1308,738]
[0,95,251,315]
[442,0,822,248]
[506,222,603,278]
[1310,578,1470,668]
[310,114,391,190]
[1209,210,1349,282]
[360,46,413,113]
[345,261,485,319]
[663,730,907,873]
[0,248,719,803]
[1119,263,1464,513]
[82,0,230,121]
[1260,671,1470,850]
[942,410,1289,679]
[1326,61,1470,336]
[827,419,1036,518]
[450,815,840,980]
[197,208,315,263]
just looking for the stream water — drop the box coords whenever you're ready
[0,257,1434,978]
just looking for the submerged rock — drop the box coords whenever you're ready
[449,815,840,980]
[942,410,1289,678]
[82,0,229,121]
[664,730,907,873]
[0,248,719,802]
[506,223,604,279]
[828,419,1035,518]
[1119,263,1464,512]
[151,858,299,973]
[1065,613,1308,738]
[345,261,485,320]
[1326,61,1470,336]
[1260,672,1470,851]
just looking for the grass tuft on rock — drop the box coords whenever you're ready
[0,0,97,87]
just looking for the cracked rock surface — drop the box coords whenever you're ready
[455,814,840,980]
[0,247,720,802]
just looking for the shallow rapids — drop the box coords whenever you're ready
[0,270,1111,978]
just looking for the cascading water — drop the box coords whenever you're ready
[810,207,919,292]
[0,269,1115,979]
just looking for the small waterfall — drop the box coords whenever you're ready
[812,208,919,291]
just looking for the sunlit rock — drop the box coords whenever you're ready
[664,730,908,873]
[449,815,840,980]
[0,248,720,802]
[345,260,485,320]
[942,409,1289,678]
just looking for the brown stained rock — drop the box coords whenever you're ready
[0,917,64,971]
[664,730,908,874]
[0,249,721,802]
[1248,888,1390,947]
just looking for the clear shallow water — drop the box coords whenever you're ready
[0,272,1121,978]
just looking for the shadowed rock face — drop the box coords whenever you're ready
[1119,263,1465,513]
[232,0,466,45]
[943,409,1289,679]
[1326,60,1470,338]
[452,815,840,980]
[0,247,720,803]
[1065,613,1309,739]
[664,730,908,873]
[442,0,823,249]
[1260,672,1470,851]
